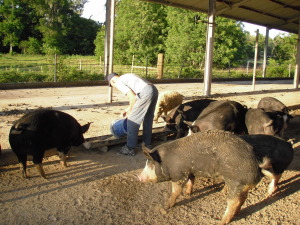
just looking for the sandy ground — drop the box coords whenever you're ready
[0,80,300,225]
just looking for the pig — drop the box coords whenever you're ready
[257,97,289,114]
[153,91,184,122]
[245,108,286,137]
[162,99,216,138]
[186,100,248,135]
[9,109,91,178]
[139,130,265,225]
[257,97,293,132]
[240,134,294,195]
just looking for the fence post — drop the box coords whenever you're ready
[252,29,259,91]
[79,60,82,70]
[54,54,57,82]
[157,53,164,79]
[131,55,135,73]
[145,56,148,78]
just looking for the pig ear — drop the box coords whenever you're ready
[142,145,162,163]
[183,120,192,126]
[160,115,167,121]
[81,122,91,133]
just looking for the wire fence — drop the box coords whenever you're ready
[0,55,295,83]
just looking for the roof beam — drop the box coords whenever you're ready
[271,13,300,30]
[216,0,253,16]
[142,0,207,13]
[270,0,300,12]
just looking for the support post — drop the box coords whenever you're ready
[203,0,216,96]
[252,29,259,91]
[262,28,269,78]
[294,20,300,89]
[105,0,116,103]
[157,53,164,79]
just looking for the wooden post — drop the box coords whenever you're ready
[203,0,216,96]
[157,53,164,79]
[131,55,135,73]
[252,29,259,91]
[54,54,57,82]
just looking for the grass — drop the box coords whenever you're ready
[0,54,292,83]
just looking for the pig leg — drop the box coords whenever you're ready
[58,151,67,167]
[221,183,250,225]
[35,164,46,178]
[165,181,183,209]
[261,169,282,195]
[17,154,28,178]
[185,175,195,195]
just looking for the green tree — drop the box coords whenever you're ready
[113,0,167,64]
[272,34,297,63]
[164,8,207,69]
[0,0,24,54]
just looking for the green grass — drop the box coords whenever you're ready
[0,54,292,83]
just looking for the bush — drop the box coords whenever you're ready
[266,59,290,78]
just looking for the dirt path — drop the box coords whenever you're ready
[0,80,299,225]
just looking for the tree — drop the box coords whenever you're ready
[0,0,25,54]
[164,8,207,69]
[272,33,297,63]
[113,0,167,64]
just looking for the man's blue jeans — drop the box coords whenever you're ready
[127,84,158,148]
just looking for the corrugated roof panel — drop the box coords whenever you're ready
[143,0,300,34]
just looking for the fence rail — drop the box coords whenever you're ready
[0,55,295,83]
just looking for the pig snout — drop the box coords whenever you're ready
[138,160,158,183]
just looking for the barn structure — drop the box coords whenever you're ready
[104,0,300,100]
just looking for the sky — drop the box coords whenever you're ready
[82,0,289,38]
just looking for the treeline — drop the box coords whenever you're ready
[94,0,298,70]
[0,0,101,55]
[1,0,298,71]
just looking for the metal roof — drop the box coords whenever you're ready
[142,0,300,34]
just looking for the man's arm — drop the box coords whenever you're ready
[122,90,136,117]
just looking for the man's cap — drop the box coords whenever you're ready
[106,73,118,86]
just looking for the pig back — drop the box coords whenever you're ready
[157,130,261,185]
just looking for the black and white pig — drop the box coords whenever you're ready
[138,130,265,225]
[9,109,91,178]
[245,108,286,137]
[185,100,248,134]
[240,134,294,196]
[162,99,215,138]
[257,96,293,132]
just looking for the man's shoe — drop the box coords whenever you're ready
[117,145,136,156]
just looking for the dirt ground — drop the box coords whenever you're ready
[0,80,300,225]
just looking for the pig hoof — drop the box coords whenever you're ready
[60,161,67,167]
[159,207,167,215]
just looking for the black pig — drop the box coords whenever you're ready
[240,134,294,195]
[186,100,248,134]
[9,109,91,178]
[245,108,286,137]
[139,130,265,225]
[162,99,215,138]
[257,97,289,114]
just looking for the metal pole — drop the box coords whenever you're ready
[252,29,259,91]
[262,28,269,78]
[203,0,216,96]
[104,0,111,78]
[294,20,300,89]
